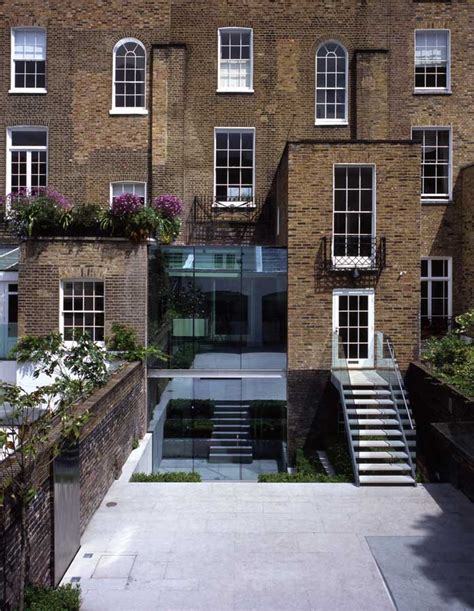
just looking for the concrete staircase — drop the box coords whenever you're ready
[209,402,253,464]
[333,370,416,486]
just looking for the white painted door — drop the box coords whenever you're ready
[333,289,375,368]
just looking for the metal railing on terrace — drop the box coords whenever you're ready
[321,236,386,275]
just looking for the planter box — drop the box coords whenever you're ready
[172,318,208,337]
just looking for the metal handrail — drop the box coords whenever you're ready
[332,331,360,486]
[385,337,415,430]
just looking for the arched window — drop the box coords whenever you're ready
[315,41,348,125]
[111,38,146,114]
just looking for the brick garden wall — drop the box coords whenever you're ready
[18,238,148,344]
[0,362,145,610]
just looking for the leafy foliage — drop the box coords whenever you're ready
[259,448,351,483]
[422,310,474,397]
[24,584,81,611]
[5,189,182,243]
[106,323,165,363]
[130,471,201,482]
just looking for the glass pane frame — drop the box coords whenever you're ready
[10,27,47,92]
[412,127,452,202]
[6,127,48,196]
[60,279,105,343]
[414,29,451,93]
[315,40,348,125]
[420,257,452,325]
[217,27,254,93]
[214,127,256,205]
[111,38,147,114]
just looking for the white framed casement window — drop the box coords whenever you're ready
[214,127,255,206]
[6,127,48,194]
[110,38,147,115]
[60,280,105,343]
[414,30,450,93]
[110,181,146,205]
[315,41,348,125]
[217,28,253,93]
[421,257,452,329]
[333,288,375,369]
[412,127,452,202]
[10,27,47,94]
[332,165,376,268]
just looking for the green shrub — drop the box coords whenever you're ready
[170,343,195,368]
[130,471,201,482]
[258,449,351,483]
[164,418,213,438]
[422,331,474,397]
[250,418,286,440]
[325,437,354,479]
[166,399,215,418]
[24,584,80,611]
[248,400,287,418]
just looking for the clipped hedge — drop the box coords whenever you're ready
[164,418,213,438]
[248,400,287,419]
[25,584,80,611]
[166,399,215,418]
[130,471,201,482]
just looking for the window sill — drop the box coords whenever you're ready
[413,89,452,96]
[315,120,348,127]
[421,198,452,205]
[216,88,254,94]
[212,201,256,209]
[109,108,148,116]
[8,88,47,94]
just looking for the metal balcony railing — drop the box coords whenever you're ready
[190,195,271,225]
[321,236,386,275]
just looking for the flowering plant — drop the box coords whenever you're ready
[152,195,184,218]
[110,193,144,217]
[5,188,72,238]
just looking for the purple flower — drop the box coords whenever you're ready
[5,187,71,210]
[152,195,184,218]
[111,192,144,216]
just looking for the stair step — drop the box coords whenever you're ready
[358,463,412,472]
[214,411,248,416]
[214,423,250,428]
[215,404,250,408]
[359,475,416,485]
[212,417,248,422]
[349,418,400,426]
[346,399,394,406]
[344,389,391,396]
[208,454,253,464]
[347,409,396,416]
[353,439,405,448]
[210,446,252,452]
[355,451,408,460]
[352,429,403,437]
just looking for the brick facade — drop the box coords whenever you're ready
[18,238,148,344]
[0,0,472,461]
[0,362,145,609]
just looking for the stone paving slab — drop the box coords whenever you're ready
[63,475,474,611]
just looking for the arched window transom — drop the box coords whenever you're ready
[315,41,348,125]
[112,39,146,112]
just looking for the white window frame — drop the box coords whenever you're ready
[315,40,348,126]
[217,27,254,93]
[414,29,451,94]
[421,257,452,323]
[109,181,147,205]
[412,126,452,203]
[6,127,48,196]
[10,27,47,94]
[59,279,105,345]
[333,288,375,369]
[213,127,256,207]
[110,38,148,116]
[332,164,376,269]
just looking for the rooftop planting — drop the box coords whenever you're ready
[2,188,184,243]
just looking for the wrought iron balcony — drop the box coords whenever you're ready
[321,236,386,275]
[189,195,271,225]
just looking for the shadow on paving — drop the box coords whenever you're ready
[367,485,474,611]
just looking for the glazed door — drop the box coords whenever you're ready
[333,289,374,368]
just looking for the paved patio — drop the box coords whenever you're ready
[63,453,474,610]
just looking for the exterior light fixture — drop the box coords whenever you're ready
[351,267,360,280]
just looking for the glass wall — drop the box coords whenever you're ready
[149,376,287,481]
[149,246,287,370]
